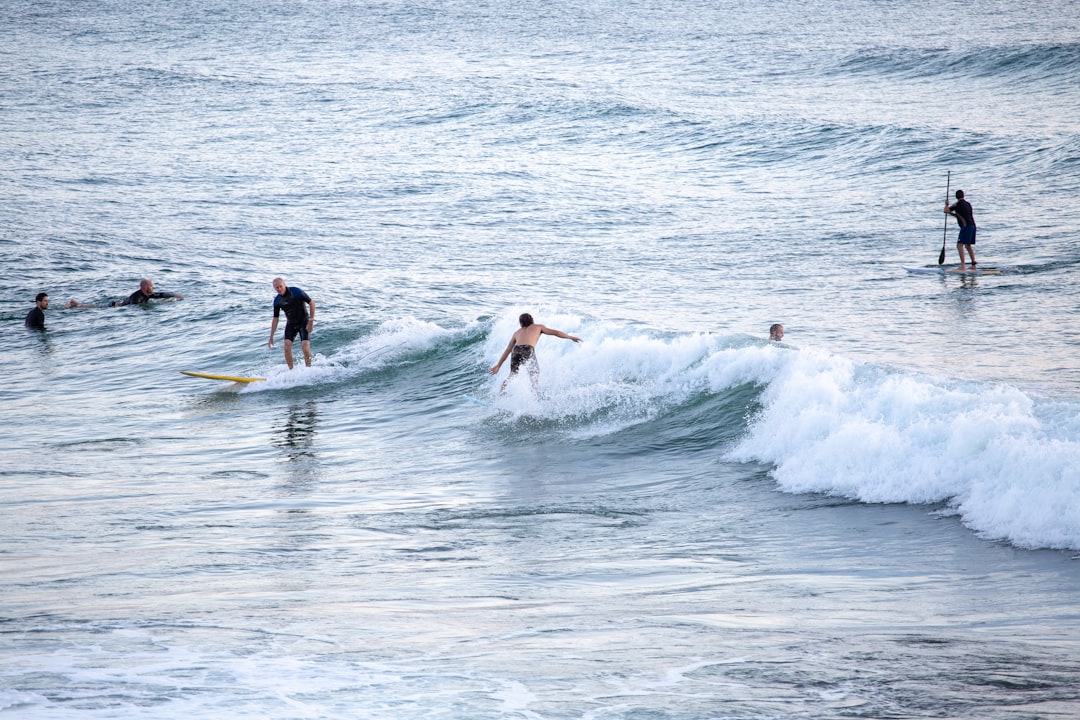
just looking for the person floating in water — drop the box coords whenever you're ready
[769,323,784,341]
[112,278,185,306]
[69,279,184,309]
[488,312,581,394]
[944,189,977,271]
[269,277,315,369]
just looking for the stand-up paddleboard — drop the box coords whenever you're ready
[904,265,1001,275]
[181,371,266,383]
[463,394,495,407]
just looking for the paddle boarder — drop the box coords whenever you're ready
[488,313,581,394]
[269,277,315,369]
[944,189,977,271]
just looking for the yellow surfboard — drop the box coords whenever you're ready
[180,370,266,383]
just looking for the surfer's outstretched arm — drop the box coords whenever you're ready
[539,325,581,343]
[489,338,515,375]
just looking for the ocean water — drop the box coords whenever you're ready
[4,0,1080,717]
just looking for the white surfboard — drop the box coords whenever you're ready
[904,265,1001,275]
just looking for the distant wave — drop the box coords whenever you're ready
[832,42,1080,83]
[249,311,1080,552]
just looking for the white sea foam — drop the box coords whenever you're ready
[726,346,1080,550]
[247,317,467,390]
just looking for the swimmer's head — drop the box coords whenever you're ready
[519,313,534,327]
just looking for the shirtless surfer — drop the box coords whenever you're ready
[488,313,581,394]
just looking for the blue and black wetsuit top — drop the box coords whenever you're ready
[273,287,312,327]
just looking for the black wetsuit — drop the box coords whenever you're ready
[24,307,45,328]
[949,199,975,228]
[118,290,177,306]
[273,286,312,341]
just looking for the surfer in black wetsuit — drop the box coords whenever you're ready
[269,277,316,369]
[25,292,49,328]
[488,312,581,394]
[945,189,977,271]
[112,279,185,306]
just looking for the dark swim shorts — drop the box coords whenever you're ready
[509,344,537,375]
[958,225,976,245]
[284,323,310,342]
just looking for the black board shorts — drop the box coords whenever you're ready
[509,344,537,375]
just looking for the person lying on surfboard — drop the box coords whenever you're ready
[488,313,581,394]
[67,278,184,309]
[112,278,185,306]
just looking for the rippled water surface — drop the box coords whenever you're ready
[4,0,1080,717]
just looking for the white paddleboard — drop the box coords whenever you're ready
[904,265,1001,275]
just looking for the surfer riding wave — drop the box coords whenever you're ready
[489,313,581,394]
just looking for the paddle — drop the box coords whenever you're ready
[938,171,950,265]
